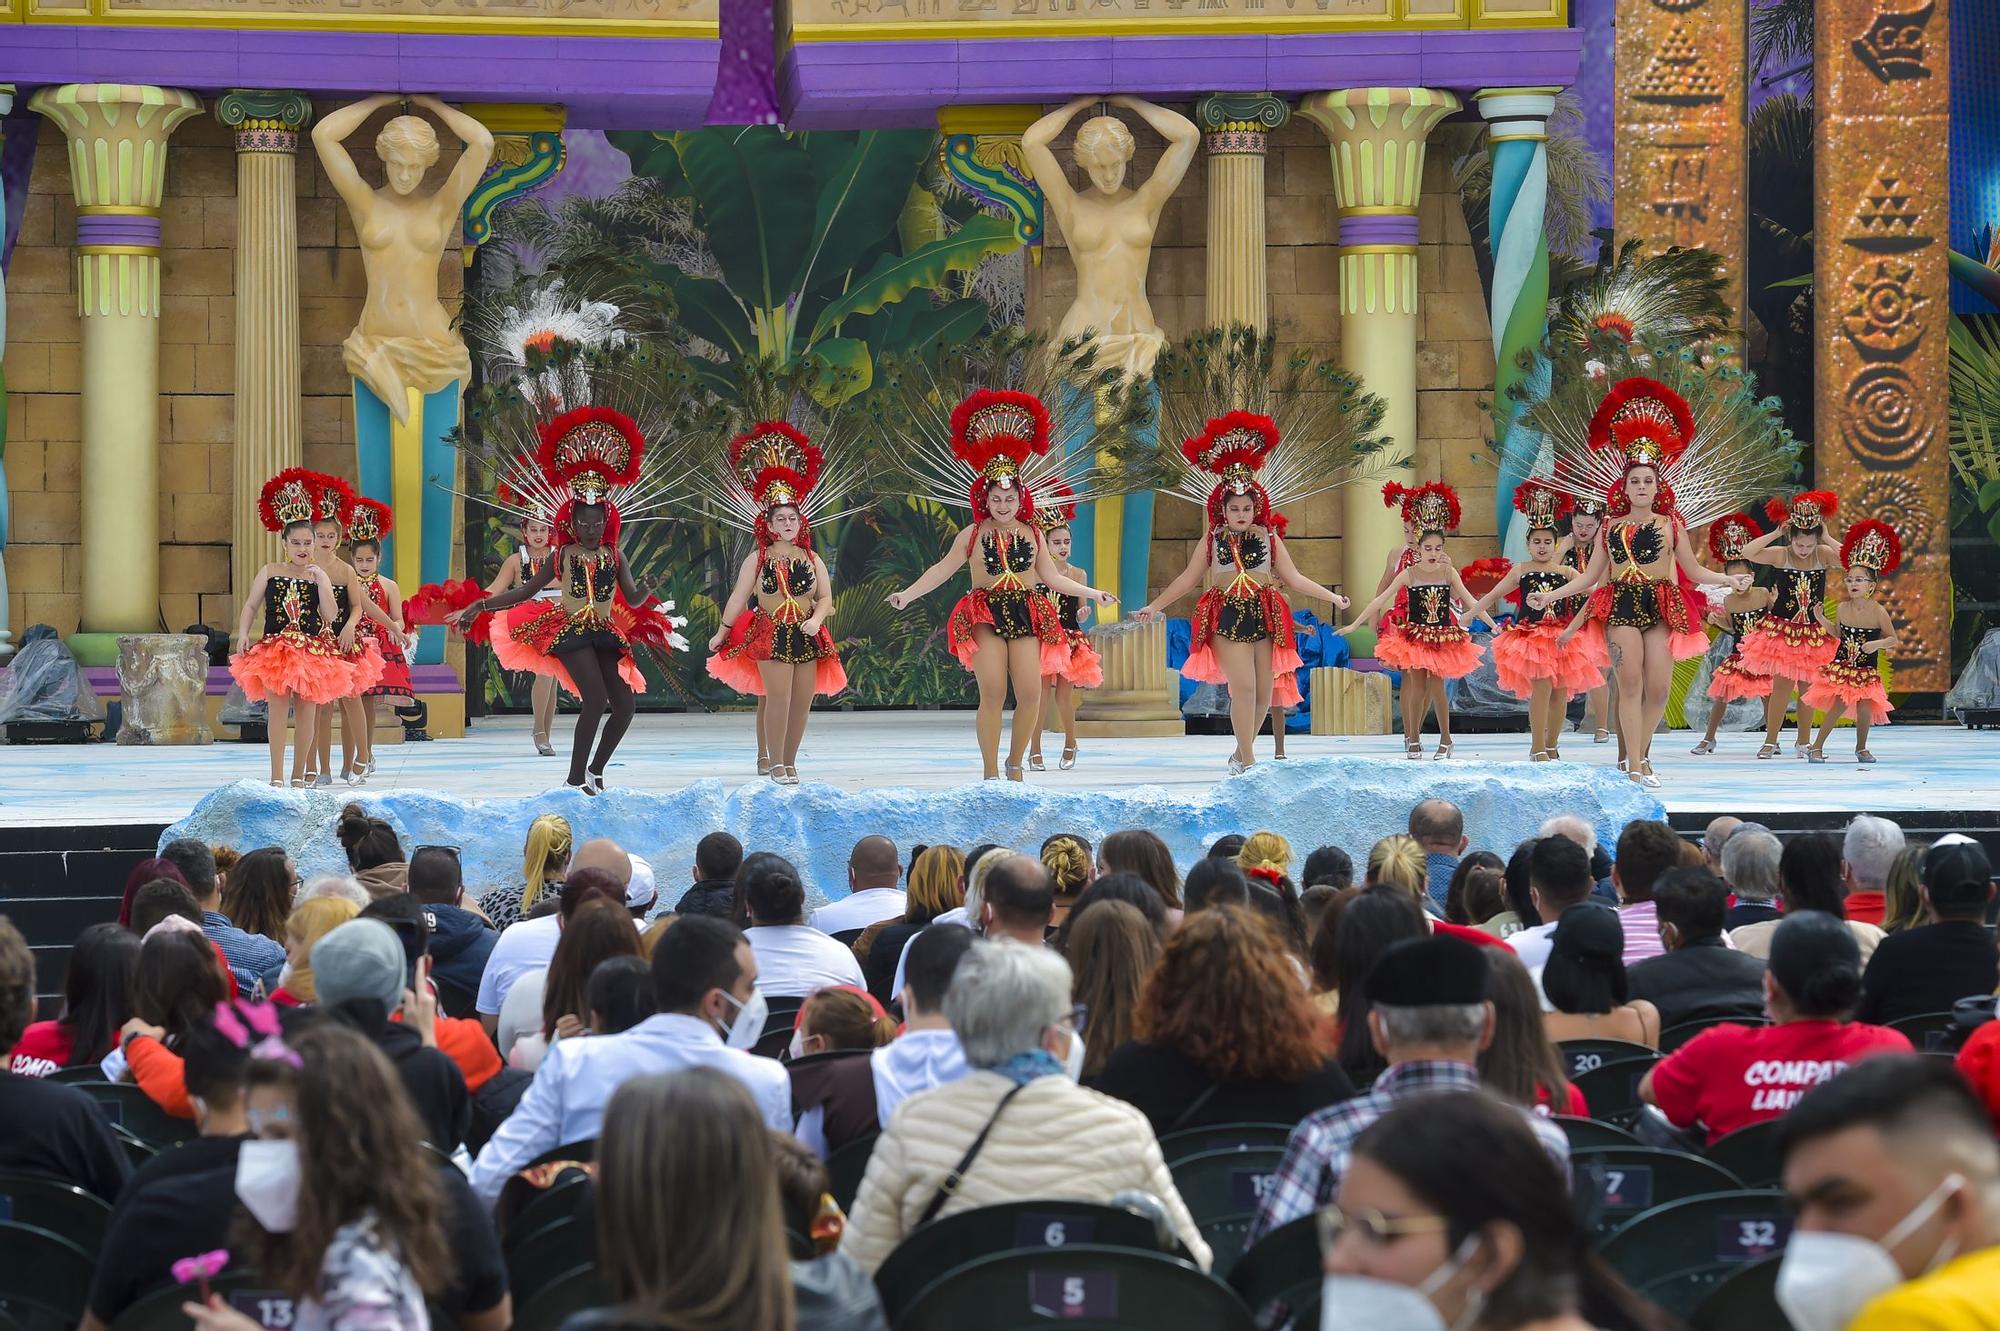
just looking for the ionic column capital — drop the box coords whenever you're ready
[1474,86,1560,143]
[1195,92,1289,155]
[217,89,313,153]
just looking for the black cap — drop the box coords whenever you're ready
[1364,934,1489,1007]
[1924,838,1994,898]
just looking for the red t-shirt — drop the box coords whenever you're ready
[1844,891,1886,926]
[1650,1019,1913,1143]
[1432,920,1511,950]
[7,1020,75,1078]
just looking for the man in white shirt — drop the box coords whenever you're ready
[808,836,908,936]
[476,839,631,1035]
[872,923,973,1125]
[469,914,790,1203]
[743,854,867,997]
[1507,836,1596,972]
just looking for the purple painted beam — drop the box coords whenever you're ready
[0,26,721,130]
[781,26,1581,129]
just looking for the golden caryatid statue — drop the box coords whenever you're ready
[1023,95,1199,380]
[311,93,495,423]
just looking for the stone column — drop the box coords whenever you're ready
[28,84,204,643]
[1475,87,1559,554]
[216,91,312,613]
[1195,93,1289,329]
[1815,0,1950,691]
[1297,87,1460,652]
[0,84,15,661]
[1074,622,1185,739]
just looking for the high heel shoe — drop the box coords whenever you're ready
[585,770,605,795]
[565,777,598,796]
[1807,748,1827,764]
[1404,739,1423,760]
[756,755,773,776]
[1635,760,1661,789]
[1227,756,1249,776]
[1856,748,1877,764]
[1005,763,1025,782]
[1431,741,1454,760]
[1059,745,1077,771]
[1592,728,1611,745]
[1027,754,1045,772]
[535,735,556,757]
[1530,750,1551,763]
[1756,743,1779,759]
[1690,739,1715,755]
[1549,747,1562,762]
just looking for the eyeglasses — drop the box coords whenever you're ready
[1315,1205,1452,1254]
[415,845,461,859]
[1055,1002,1089,1036]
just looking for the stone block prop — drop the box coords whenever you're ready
[1075,620,1184,738]
[116,633,214,745]
[1309,666,1394,735]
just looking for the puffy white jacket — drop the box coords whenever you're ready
[842,1070,1213,1275]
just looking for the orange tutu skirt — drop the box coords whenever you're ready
[491,603,646,698]
[1802,661,1893,715]
[946,587,1070,677]
[1377,621,1485,681]
[339,639,385,696]
[1586,581,1711,661]
[1491,620,1607,698]
[707,608,847,697]
[231,630,356,706]
[1056,630,1103,689]
[1184,585,1305,707]
[1708,651,1772,703]
[1738,616,1838,681]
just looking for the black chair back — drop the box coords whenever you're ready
[110,1270,294,1331]
[874,1200,1165,1322]
[508,1214,594,1308]
[0,1220,97,1331]
[0,1172,113,1253]
[70,1082,199,1149]
[504,1171,594,1254]
[46,1066,104,1085]
[1596,1190,1791,1318]
[1569,1055,1661,1127]
[1570,1147,1747,1239]
[1688,1255,1794,1331]
[750,996,808,1061]
[1167,1145,1286,1277]
[1551,1115,1640,1151]
[1703,1119,1785,1188]
[1556,1037,1659,1081]
[512,1266,608,1331]
[1226,1213,1321,1331]
[831,927,867,946]
[895,1244,1256,1330]
[1659,1016,1767,1053]
[1156,1122,1294,1166]
[1887,1010,1963,1053]
[828,1132,878,1213]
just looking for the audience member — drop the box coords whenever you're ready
[788,986,898,1158]
[1720,827,1784,930]
[1249,935,1569,1244]
[1302,844,1354,890]
[1299,883,1342,940]
[1066,900,1162,1081]
[809,836,906,935]
[743,852,867,996]
[313,918,470,1149]
[1183,856,1252,914]
[1735,831,1887,963]
[1536,815,1610,901]
[1207,833,1247,862]
[1480,949,1584,1116]
[295,874,370,910]
[588,955,657,1034]
[1410,798,1468,914]
[860,844,963,1006]
[8,922,138,1076]
[1641,911,1912,1143]
[1333,888,1432,1086]
[1609,820,1684,966]
[1842,815,1908,928]
[359,894,505,1098]
[1503,836,1544,931]
[623,855,658,921]
[409,843,498,1014]
[479,812,571,932]
[1366,833,1429,904]
[1326,1092,1669,1331]
[1237,828,1294,883]
[1880,844,1930,934]
[476,841,630,1029]
[1246,876,1311,959]
[872,924,973,1125]
[1627,868,1768,1029]
[122,928,233,1118]
[1059,872,1172,952]
[1855,838,1999,1027]
[270,896,360,1004]
[117,855,190,927]
[1038,833,1092,929]
[1097,828,1184,914]
[1306,887,1359,1019]
[1775,1055,2000,1331]
[167,834,286,993]
[220,847,298,945]
[336,803,409,899]
[0,917,128,1199]
[1094,906,1353,1134]
[1958,1018,2000,1130]
[841,940,1211,1272]
[1444,850,1506,927]
[501,897,644,1071]
[1507,836,1597,969]
[470,914,791,1203]
[676,830,743,920]
[565,1068,889,1331]
[766,1134,894,1327]
[1702,815,1742,872]
[1542,907,1660,1047]
[978,853,1058,945]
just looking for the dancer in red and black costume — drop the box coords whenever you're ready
[1560,494,1614,747]
[343,497,416,782]
[300,474,398,786]
[1737,490,1845,759]
[1025,492,1103,773]
[1689,511,1773,756]
[1804,520,1901,765]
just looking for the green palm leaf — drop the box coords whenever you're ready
[808,214,1019,346]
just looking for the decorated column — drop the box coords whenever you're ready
[1297,87,1460,651]
[1195,93,1289,329]
[29,84,204,644]
[217,91,312,613]
[1475,88,1558,554]
[0,84,15,661]
[1815,0,1950,690]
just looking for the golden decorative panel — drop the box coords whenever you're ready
[23,0,716,34]
[785,0,1561,41]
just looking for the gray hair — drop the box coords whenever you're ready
[1843,815,1906,891]
[1374,1001,1488,1049]
[296,874,368,908]
[1703,816,1742,858]
[1722,829,1782,903]
[1537,815,1596,857]
[944,939,1072,1069]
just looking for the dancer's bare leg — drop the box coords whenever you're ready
[754,695,770,774]
[1004,636,1043,777]
[1217,639,1260,767]
[970,628,1007,780]
[783,662,814,769]
[531,672,558,754]
[292,700,319,784]
[759,661,794,777]
[1853,700,1874,757]
[1762,677,1798,750]
[1607,627,1645,771]
[267,694,292,784]
[1811,698,1847,756]
[1027,675,1054,767]
[1634,625,1672,774]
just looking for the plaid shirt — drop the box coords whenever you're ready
[202,909,287,994]
[1424,852,1459,915]
[1247,1060,1572,1244]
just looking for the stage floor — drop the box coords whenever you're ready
[0,712,1992,828]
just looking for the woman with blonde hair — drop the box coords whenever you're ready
[1366,833,1428,904]
[860,845,966,1005]
[1236,830,1292,884]
[270,896,361,1005]
[1040,833,1092,928]
[1880,844,1928,934]
[481,812,571,931]
[1066,901,1162,1081]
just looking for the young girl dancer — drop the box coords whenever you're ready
[305,475,394,785]
[1690,512,1772,755]
[1469,481,1607,761]
[1375,485,1426,738]
[1737,490,1844,758]
[230,472,350,787]
[1805,520,1901,765]
[481,511,562,757]
[1340,497,1498,760]
[344,498,414,782]
[1024,497,1101,772]
[1562,495,1614,745]
[705,419,848,786]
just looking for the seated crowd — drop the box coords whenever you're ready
[2,799,1998,1331]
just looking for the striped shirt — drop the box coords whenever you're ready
[201,910,287,994]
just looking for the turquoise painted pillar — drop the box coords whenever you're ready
[355,379,462,663]
[0,84,14,660]
[1475,88,1559,558]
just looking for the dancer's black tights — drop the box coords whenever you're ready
[562,645,636,786]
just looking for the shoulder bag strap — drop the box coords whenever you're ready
[1165,1080,1224,1135]
[917,1080,1031,1227]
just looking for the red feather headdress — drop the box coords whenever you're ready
[1184,411,1281,528]
[1707,511,1759,564]
[1034,483,1078,534]
[730,420,826,549]
[1587,377,1694,515]
[1765,490,1838,533]
[1511,480,1572,533]
[258,468,319,532]
[1462,556,1512,598]
[1396,482,1462,536]
[308,473,356,530]
[951,389,1052,520]
[1841,519,1902,576]
[537,405,645,506]
[346,497,393,546]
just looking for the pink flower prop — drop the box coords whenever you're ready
[172,1249,229,1303]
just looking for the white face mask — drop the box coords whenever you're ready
[1061,1027,1087,1082]
[1775,1173,1964,1331]
[718,989,768,1051]
[787,1028,808,1062]
[235,1138,302,1233]
[1321,1236,1480,1331]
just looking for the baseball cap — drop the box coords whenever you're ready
[311,919,408,1010]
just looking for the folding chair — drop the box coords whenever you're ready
[1167,1145,1286,1277]
[1552,1115,1640,1151]
[1570,1147,1746,1240]
[512,1266,608,1331]
[1226,1213,1321,1331]
[0,1172,114,1253]
[508,1214,593,1308]
[1887,1010,1962,1054]
[1704,1120,1785,1189]
[70,1082,199,1150]
[1156,1122,1294,1167]
[1688,1255,1792,1331]
[1569,1055,1661,1127]
[0,1220,97,1331]
[828,1132,878,1213]
[110,1270,291,1331]
[874,1200,1163,1323]
[1659,1017,1766,1054]
[1556,1038,1659,1081]
[895,1244,1256,1331]
[750,997,808,1060]
[1596,1190,1790,1318]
